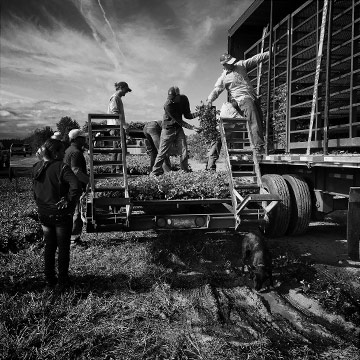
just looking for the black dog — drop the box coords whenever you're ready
[241,231,273,291]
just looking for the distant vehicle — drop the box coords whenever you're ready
[0,142,10,168]
[10,143,27,157]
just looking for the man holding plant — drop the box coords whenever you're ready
[151,86,201,176]
[206,52,269,154]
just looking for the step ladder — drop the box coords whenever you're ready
[219,116,280,229]
[85,114,132,231]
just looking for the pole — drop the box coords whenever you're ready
[265,0,273,155]
[306,0,329,155]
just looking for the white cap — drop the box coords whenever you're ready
[51,131,62,140]
[68,129,88,140]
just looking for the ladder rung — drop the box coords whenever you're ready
[93,173,124,179]
[230,156,252,161]
[93,160,123,166]
[93,136,121,141]
[91,124,121,130]
[94,186,125,192]
[221,117,248,122]
[232,171,255,177]
[93,148,122,154]
[228,149,252,154]
[94,197,131,206]
[227,139,249,144]
[245,194,281,202]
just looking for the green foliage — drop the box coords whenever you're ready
[197,105,220,144]
[57,116,80,142]
[271,84,287,149]
[31,126,54,151]
[0,178,42,253]
[98,170,254,200]
[128,121,145,130]
[187,133,208,162]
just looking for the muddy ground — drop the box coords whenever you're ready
[5,156,360,357]
[148,211,360,357]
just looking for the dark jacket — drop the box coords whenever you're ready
[162,94,198,130]
[63,143,89,189]
[32,160,82,216]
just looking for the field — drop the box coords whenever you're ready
[1,167,360,359]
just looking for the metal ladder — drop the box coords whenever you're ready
[86,114,132,231]
[219,116,279,229]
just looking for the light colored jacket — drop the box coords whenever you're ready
[107,90,125,125]
[207,51,269,103]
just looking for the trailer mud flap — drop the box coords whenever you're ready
[347,187,360,260]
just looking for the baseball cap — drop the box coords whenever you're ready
[168,86,177,98]
[115,81,132,92]
[51,131,62,140]
[68,129,88,140]
[220,53,237,65]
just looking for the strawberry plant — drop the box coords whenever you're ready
[196,104,220,144]
[97,170,254,200]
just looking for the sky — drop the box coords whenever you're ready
[0,0,253,139]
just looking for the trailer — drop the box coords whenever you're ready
[228,0,360,259]
[83,114,281,235]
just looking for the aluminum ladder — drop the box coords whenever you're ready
[219,116,280,229]
[85,114,131,231]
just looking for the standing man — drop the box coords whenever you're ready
[206,52,269,153]
[63,129,89,246]
[143,120,172,173]
[107,81,132,172]
[151,86,201,176]
[32,138,82,290]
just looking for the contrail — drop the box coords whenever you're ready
[76,0,121,70]
[97,0,125,59]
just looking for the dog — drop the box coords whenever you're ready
[241,231,273,291]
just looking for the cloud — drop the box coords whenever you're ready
[1,0,250,138]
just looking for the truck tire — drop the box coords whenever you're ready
[261,174,291,237]
[283,174,311,236]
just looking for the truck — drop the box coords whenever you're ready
[83,0,359,260]
[228,0,360,258]
[0,142,10,170]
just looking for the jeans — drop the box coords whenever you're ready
[39,213,73,284]
[207,137,222,170]
[237,97,265,149]
[71,201,83,239]
[151,126,189,175]
[143,122,171,172]
[110,129,126,172]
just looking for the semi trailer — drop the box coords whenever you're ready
[228,0,360,258]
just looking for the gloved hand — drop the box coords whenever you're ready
[56,197,68,210]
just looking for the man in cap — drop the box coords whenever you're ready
[51,131,62,140]
[150,86,201,176]
[63,128,89,246]
[206,51,269,154]
[107,81,132,172]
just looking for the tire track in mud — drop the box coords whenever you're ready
[181,283,359,351]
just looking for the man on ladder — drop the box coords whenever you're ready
[206,50,269,154]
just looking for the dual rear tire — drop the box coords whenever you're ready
[261,174,311,237]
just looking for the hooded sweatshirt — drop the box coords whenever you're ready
[32,160,82,216]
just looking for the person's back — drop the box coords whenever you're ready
[32,138,81,290]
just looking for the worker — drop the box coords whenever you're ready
[63,129,89,246]
[143,120,172,173]
[206,51,269,154]
[150,86,201,176]
[32,138,82,290]
[107,81,132,172]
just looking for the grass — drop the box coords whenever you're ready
[1,177,360,359]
